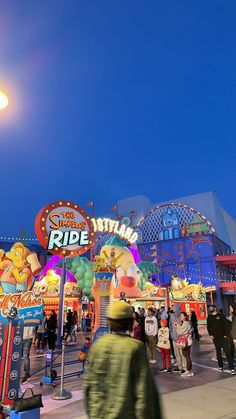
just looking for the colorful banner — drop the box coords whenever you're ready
[93,272,113,297]
[0,291,44,326]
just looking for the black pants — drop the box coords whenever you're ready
[214,338,234,370]
[169,335,175,359]
[64,323,72,341]
[229,337,235,358]
[182,345,192,371]
[192,323,200,341]
[48,331,56,351]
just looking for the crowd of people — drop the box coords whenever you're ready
[22,302,236,387]
[84,300,236,418]
[131,304,200,377]
[129,302,236,377]
[21,308,79,384]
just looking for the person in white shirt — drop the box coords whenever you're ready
[145,308,158,363]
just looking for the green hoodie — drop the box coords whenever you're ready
[84,333,162,419]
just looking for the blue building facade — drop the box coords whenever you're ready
[114,192,236,308]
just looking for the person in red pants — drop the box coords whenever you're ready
[157,319,171,372]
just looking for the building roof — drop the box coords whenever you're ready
[117,191,236,249]
[215,254,236,269]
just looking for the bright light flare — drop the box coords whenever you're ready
[0,89,9,110]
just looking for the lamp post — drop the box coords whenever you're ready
[0,89,9,110]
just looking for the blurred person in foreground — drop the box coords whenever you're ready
[84,301,162,419]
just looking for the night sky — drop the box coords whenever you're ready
[0,1,236,236]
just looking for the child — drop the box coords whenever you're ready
[83,336,92,353]
[157,319,171,372]
[79,336,92,362]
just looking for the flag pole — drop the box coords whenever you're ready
[90,202,95,262]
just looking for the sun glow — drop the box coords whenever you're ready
[0,89,9,110]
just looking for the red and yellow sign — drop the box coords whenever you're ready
[35,200,95,257]
[93,272,113,297]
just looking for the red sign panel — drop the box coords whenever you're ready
[219,282,236,291]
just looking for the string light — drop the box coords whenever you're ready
[0,236,39,242]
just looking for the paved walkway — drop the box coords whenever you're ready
[41,377,236,419]
[22,328,236,418]
[162,377,236,419]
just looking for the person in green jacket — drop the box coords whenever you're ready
[84,301,162,419]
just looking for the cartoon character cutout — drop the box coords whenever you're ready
[92,255,106,272]
[0,242,42,294]
[44,269,60,293]
[102,247,124,271]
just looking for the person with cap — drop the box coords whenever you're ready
[157,319,171,372]
[145,307,158,364]
[84,301,162,419]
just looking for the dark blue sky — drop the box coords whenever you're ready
[0,1,236,236]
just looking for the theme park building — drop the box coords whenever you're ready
[109,191,236,312]
[1,191,235,317]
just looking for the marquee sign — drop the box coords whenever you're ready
[35,200,95,257]
[91,217,138,244]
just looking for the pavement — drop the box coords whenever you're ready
[19,327,236,418]
[162,377,236,419]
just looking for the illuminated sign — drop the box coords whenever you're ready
[35,201,95,257]
[0,291,43,325]
[91,218,138,244]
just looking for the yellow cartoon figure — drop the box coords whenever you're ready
[102,247,124,271]
[0,242,42,294]
[45,269,60,292]
[92,255,106,272]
